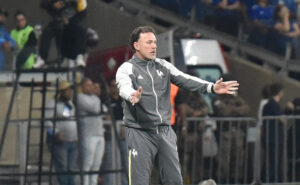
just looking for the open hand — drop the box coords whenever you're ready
[130,86,142,106]
[213,78,239,95]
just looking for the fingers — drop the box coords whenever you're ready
[226,90,236,95]
[138,86,143,93]
[226,81,239,86]
[228,87,239,91]
[131,97,136,106]
[130,86,143,106]
[216,78,223,84]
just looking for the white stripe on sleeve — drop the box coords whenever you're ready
[116,62,136,101]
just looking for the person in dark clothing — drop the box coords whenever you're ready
[10,11,37,69]
[61,8,87,65]
[262,83,285,183]
[34,0,87,68]
[271,4,300,57]
[109,78,124,120]
[213,0,241,36]
[34,0,66,67]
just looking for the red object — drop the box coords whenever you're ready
[170,83,179,125]
[86,45,133,82]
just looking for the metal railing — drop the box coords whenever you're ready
[175,116,300,185]
[0,119,126,185]
[2,115,300,184]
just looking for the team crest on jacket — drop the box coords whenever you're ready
[156,70,164,78]
[132,149,138,158]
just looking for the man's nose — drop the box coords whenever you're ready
[152,43,157,48]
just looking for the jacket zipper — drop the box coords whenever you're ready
[146,61,163,123]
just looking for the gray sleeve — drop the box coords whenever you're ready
[116,62,136,101]
[77,94,100,114]
[160,59,214,93]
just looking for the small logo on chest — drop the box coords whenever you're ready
[132,149,138,158]
[156,70,164,78]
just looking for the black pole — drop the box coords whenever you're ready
[37,71,47,185]
[72,69,84,185]
[48,78,60,185]
[23,79,35,185]
[0,72,20,157]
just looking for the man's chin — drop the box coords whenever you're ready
[147,55,156,60]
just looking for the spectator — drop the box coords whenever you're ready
[248,0,274,48]
[34,0,66,68]
[270,0,297,14]
[77,78,105,185]
[10,11,37,70]
[61,0,87,67]
[108,78,123,120]
[249,0,275,25]
[34,0,87,68]
[262,82,285,182]
[270,4,300,56]
[102,78,128,185]
[213,0,241,36]
[212,74,250,183]
[0,8,16,70]
[258,84,271,119]
[45,81,77,185]
[176,88,211,183]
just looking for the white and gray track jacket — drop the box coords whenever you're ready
[116,55,214,130]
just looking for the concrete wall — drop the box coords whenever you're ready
[228,55,300,117]
[0,87,54,164]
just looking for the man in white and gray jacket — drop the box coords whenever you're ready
[116,26,239,185]
[77,78,105,185]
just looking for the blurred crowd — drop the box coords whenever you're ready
[0,0,98,71]
[149,0,300,59]
[45,76,127,185]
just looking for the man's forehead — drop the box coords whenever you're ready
[139,32,156,40]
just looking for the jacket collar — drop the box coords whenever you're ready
[133,54,154,64]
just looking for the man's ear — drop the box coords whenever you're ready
[134,42,139,51]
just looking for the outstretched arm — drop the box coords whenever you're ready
[213,78,239,95]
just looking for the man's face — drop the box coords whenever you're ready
[134,32,157,61]
[16,14,26,29]
[62,87,73,100]
[109,79,119,95]
[82,80,94,94]
[279,90,284,99]
[0,14,6,24]
[93,83,101,96]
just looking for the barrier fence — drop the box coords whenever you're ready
[1,116,300,185]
